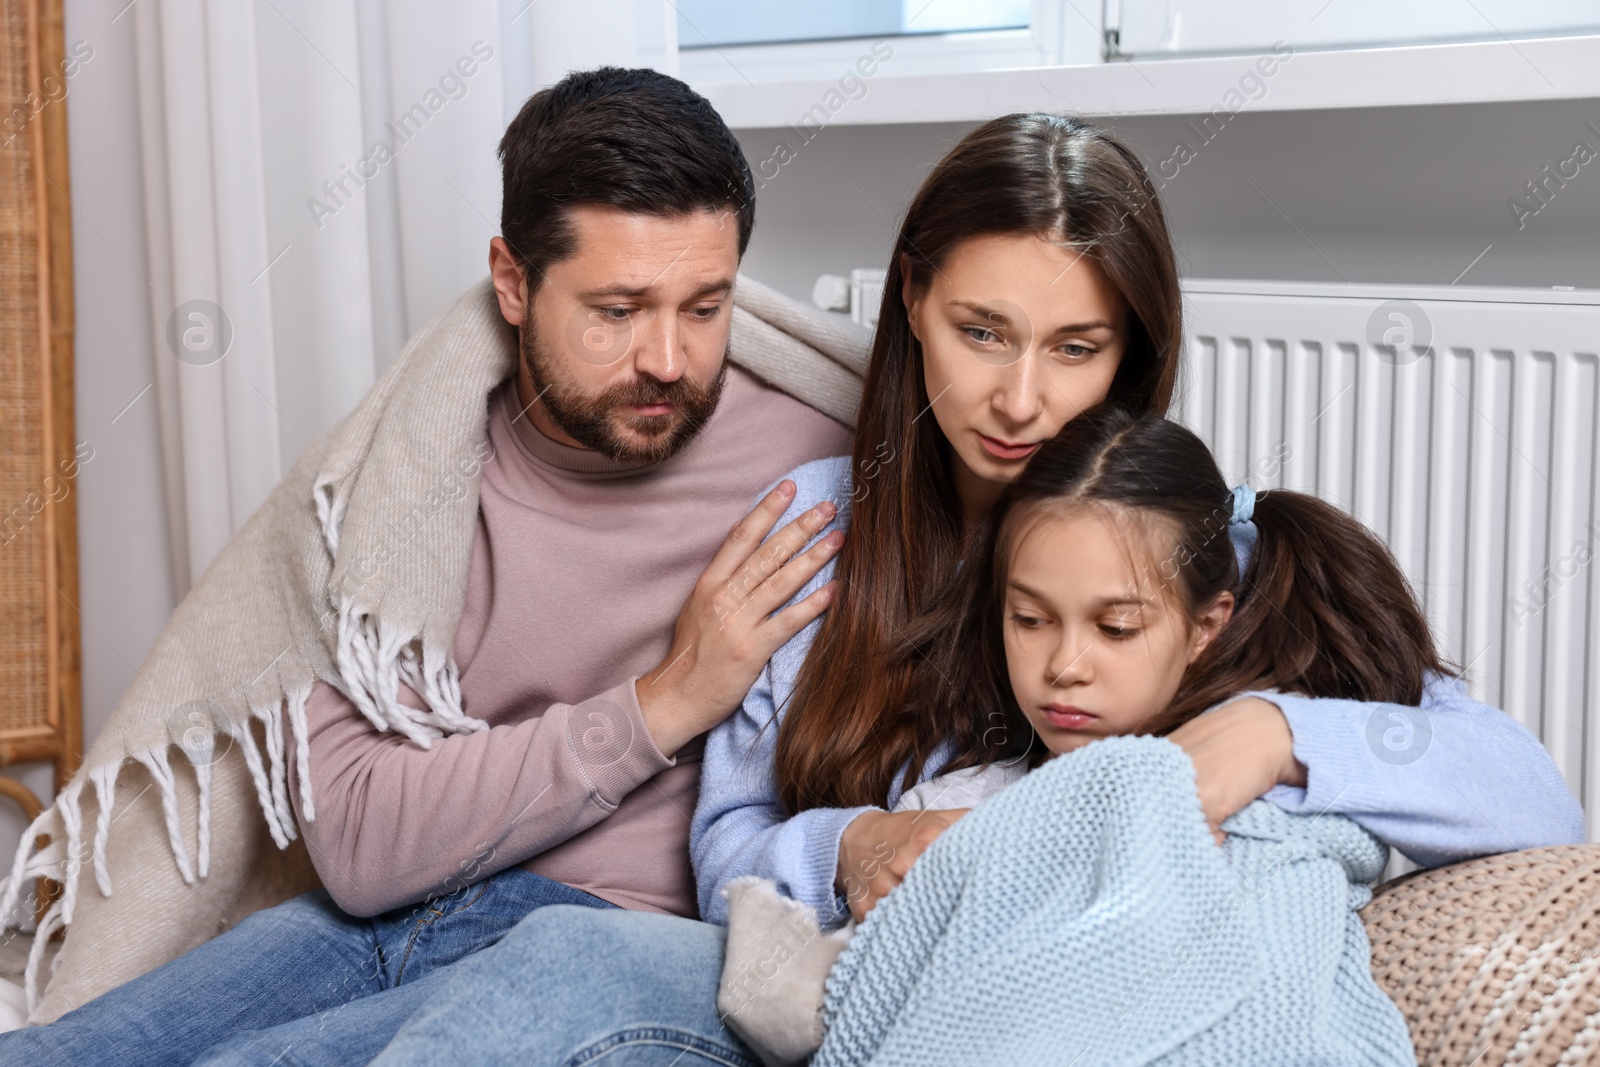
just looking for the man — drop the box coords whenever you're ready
[2,66,853,1065]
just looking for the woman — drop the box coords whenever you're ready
[371,114,1583,1066]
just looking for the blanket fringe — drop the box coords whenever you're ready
[313,476,347,559]
[175,729,217,882]
[55,780,84,925]
[286,685,314,822]
[89,765,116,896]
[317,467,483,747]
[0,808,66,1017]
[133,747,196,886]
[193,758,211,879]
[0,683,322,1018]
[0,808,54,932]
[224,715,291,851]
[25,895,64,1014]
[258,702,294,839]
[333,601,486,747]
[1,509,485,1019]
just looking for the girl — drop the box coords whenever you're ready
[370,113,1581,1067]
[955,406,1452,774]
[718,404,1427,1066]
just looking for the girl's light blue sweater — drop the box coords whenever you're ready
[689,456,1588,926]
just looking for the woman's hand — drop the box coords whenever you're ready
[836,808,970,922]
[1168,696,1308,844]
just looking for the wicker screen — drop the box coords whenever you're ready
[0,0,80,798]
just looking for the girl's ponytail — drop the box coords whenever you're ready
[1168,490,1456,726]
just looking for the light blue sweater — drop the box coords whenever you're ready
[814,736,1415,1067]
[690,456,1588,927]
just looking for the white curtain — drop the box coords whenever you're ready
[130,0,676,597]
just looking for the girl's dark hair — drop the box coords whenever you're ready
[773,114,1183,813]
[916,403,1457,764]
[498,66,754,289]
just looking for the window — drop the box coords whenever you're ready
[1112,0,1600,59]
[674,0,1098,84]
[674,0,1032,49]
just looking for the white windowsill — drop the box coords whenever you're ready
[697,34,1600,129]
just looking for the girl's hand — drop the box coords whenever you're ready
[1168,696,1308,844]
[836,808,970,922]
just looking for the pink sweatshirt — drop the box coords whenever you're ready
[284,366,851,918]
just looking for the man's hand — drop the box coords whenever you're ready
[836,808,969,922]
[636,480,843,756]
[1167,696,1308,844]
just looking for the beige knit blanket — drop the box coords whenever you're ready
[0,276,869,1024]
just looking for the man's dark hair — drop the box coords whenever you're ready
[497,66,755,289]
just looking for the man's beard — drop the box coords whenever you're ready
[520,323,729,465]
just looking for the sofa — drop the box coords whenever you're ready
[1363,844,1600,1064]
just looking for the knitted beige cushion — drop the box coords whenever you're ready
[1361,845,1600,1065]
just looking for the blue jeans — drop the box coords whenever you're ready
[373,905,757,1066]
[0,867,615,1067]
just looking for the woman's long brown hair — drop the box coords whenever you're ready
[919,404,1458,765]
[773,114,1184,814]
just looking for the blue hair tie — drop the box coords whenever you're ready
[1230,483,1256,525]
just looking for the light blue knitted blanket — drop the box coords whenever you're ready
[815,736,1415,1066]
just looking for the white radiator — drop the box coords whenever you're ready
[1176,279,1600,835]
